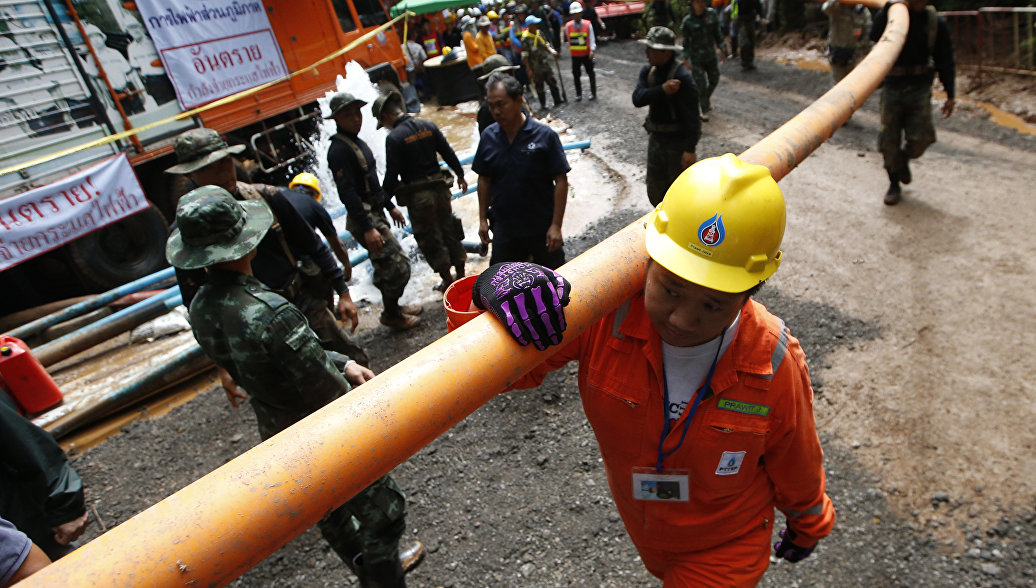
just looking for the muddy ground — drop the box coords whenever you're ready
[66,36,1036,587]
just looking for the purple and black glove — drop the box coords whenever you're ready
[773,528,814,563]
[473,262,571,350]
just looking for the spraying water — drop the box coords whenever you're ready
[304,62,614,314]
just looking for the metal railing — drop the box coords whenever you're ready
[942,7,1036,76]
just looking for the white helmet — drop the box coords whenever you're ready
[569,2,584,14]
[470,7,482,17]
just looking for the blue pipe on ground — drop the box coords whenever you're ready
[6,267,177,340]
[45,343,211,439]
[34,287,182,367]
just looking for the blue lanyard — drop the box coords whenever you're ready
[656,327,726,473]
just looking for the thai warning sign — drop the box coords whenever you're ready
[0,154,148,271]
[135,0,289,109]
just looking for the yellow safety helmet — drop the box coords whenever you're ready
[289,172,322,201]
[487,10,499,19]
[645,154,785,293]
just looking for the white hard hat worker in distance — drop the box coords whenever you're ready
[466,153,835,585]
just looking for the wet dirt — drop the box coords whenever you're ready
[64,35,1036,587]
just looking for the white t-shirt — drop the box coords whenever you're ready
[661,312,741,422]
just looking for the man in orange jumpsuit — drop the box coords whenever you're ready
[469,154,836,585]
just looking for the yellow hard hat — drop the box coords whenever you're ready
[289,172,322,201]
[488,10,499,18]
[442,46,453,55]
[645,154,785,293]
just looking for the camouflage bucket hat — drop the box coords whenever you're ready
[165,186,273,270]
[639,26,683,52]
[477,53,519,81]
[324,92,367,119]
[165,128,246,175]
[372,90,405,129]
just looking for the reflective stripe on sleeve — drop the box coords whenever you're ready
[780,503,824,519]
[759,319,789,381]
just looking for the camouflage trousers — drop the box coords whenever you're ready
[405,184,466,275]
[690,57,720,113]
[737,19,758,68]
[318,475,407,586]
[292,282,370,367]
[646,133,688,207]
[348,212,411,306]
[878,81,936,174]
[531,66,561,108]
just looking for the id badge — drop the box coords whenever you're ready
[632,467,689,502]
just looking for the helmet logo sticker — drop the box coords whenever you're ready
[698,214,725,247]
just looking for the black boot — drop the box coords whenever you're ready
[884,181,901,205]
[354,554,406,588]
[884,170,902,205]
[550,86,562,106]
[589,74,597,100]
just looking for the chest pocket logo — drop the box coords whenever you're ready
[715,451,746,476]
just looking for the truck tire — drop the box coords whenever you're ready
[65,205,170,291]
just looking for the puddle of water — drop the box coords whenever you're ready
[60,371,215,454]
[973,100,1036,136]
[776,55,831,72]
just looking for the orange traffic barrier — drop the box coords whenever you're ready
[24,3,907,586]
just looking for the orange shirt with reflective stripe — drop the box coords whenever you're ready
[566,19,591,57]
[515,294,836,554]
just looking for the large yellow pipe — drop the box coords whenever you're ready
[25,3,907,586]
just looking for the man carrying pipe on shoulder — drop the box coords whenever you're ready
[462,154,836,585]
[870,0,955,205]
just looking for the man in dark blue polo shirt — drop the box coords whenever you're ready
[473,75,570,269]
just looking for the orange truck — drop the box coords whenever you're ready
[0,0,406,312]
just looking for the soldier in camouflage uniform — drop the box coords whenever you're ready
[325,93,422,331]
[165,128,369,374]
[681,0,726,120]
[633,27,701,206]
[733,0,765,70]
[375,91,469,292]
[521,15,562,110]
[870,0,955,205]
[822,0,871,83]
[165,186,424,587]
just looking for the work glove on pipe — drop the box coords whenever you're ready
[473,262,571,350]
[773,528,815,563]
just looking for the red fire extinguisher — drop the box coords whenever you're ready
[0,335,63,415]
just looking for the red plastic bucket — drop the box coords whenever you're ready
[443,275,483,332]
[0,335,63,415]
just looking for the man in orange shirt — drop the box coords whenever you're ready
[470,154,836,585]
[461,16,485,73]
[475,16,498,63]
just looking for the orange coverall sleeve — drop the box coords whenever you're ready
[763,335,836,548]
[508,332,586,390]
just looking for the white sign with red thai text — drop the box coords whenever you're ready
[0,154,148,271]
[135,0,289,109]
